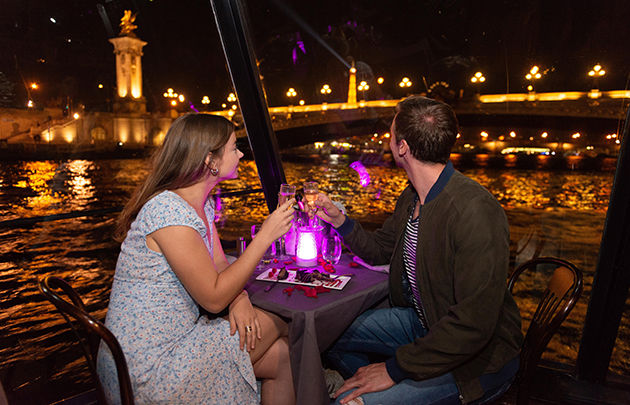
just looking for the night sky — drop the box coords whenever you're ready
[2,0,630,111]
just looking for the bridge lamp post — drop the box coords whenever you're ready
[320,84,331,105]
[399,77,412,96]
[470,72,486,98]
[525,66,541,93]
[201,96,210,110]
[588,64,605,99]
[163,88,183,112]
[286,87,297,114]
[358,80,370,101]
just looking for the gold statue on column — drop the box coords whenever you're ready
[119,10,138,37]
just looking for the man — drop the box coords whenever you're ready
[314,96,523,405]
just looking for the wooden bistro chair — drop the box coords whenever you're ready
[506,257,583,405]
[38,276,134,405]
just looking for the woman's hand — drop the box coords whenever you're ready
[314,193,346,227]
[258,198,295,243]
[229,291,261,351]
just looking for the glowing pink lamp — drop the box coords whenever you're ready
[295,226,319,267]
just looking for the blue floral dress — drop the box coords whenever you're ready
[97,190,257,404]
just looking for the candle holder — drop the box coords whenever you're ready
[295,225,323,267]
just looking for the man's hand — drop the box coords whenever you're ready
[314,193,346,228]
[333,362,395,404]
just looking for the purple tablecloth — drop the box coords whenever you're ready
[246,255,389,405]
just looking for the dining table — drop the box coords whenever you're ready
[245,254,389,405]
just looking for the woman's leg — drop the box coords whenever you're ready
[249,308,295,405]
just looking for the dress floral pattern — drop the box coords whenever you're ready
[97,190,257,404]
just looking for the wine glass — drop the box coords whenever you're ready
[321,232,342,264]
[278,184,296,206]
[303,181,319,227]
[276,184,296,259]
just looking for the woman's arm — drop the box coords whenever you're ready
[150,198,295,313]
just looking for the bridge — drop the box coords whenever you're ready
[219,89,628,153]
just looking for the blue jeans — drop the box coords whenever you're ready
[326,307,518,405]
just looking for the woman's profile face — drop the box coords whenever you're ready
[216,132,243,180]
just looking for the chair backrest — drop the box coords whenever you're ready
[38,276,134,405]
[508,257,583,404]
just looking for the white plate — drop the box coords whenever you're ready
[256,268,351,290]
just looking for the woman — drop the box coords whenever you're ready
[97,114,295,404]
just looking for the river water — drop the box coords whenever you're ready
[0,152,627,403]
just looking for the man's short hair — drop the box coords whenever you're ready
[393,96,459,164]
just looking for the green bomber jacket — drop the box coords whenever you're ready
[342,170,523,403]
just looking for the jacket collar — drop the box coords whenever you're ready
[423,160,454,205]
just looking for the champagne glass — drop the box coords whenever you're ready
[303,181,319,227]
[278,184,296,206]
[276,184,296,259]
[321,233,342,264]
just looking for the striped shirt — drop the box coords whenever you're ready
[402,198,428,329]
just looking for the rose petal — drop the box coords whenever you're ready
[349,261,359,268]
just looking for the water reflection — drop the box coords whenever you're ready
[0,156,625,403]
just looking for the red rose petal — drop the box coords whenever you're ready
[284,260,294,265]
[273,258,279,263]
[323,263,335,273]
[349,261,359,268]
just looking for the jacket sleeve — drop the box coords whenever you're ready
[340,189,410,265]
[395,194,511,379]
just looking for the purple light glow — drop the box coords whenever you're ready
[350,161,371,187]
[292,48,297,64]
[189,102,199,113]
[296,226,319,267]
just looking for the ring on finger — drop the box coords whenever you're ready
[245,325,253,333]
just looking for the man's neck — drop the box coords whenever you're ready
[405,160,446,204]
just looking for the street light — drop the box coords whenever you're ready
[286,87,297,101]
[399,77,412,88]
[377,77,384,85]
[163,88,182,107]
[227,92,237,102]
[357,80,370,100]
[525,66,541,92]
[588,64,606,90]
[201,96,210,106]
[30,82,39,90]
[470,72,486,84]
[320,84,332,95]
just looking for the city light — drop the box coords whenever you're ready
[164,88,183,107]
[470,72,486,83]
[525,66,542,92]
[509,131,516,138]
[572,132,581,139]
[320,84,331,94]
[30,82,39,90]
[286,87,297,98]
[399,77,412,88]
[27,100,34,108]
[299,99,305,105]
[377,77,384,84]
[541,132,548,138]
[350,67,357,74]
[201,96,210,105]
[73,113,80,119]
[588,64,606,77]
[480,131,489,139]
[358,81,370,91]
[98,83,104,89]
[227,93,237,102]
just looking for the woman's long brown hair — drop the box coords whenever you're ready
[114,113,235,242]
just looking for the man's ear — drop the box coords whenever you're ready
[398,139,409,157]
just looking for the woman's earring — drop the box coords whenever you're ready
[210,167,219,176]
